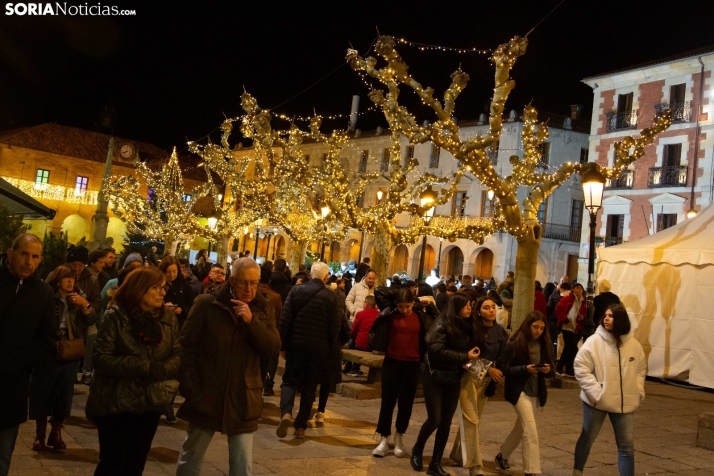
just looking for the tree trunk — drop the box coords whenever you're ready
[371,222,393,286]
[216,236,230,267]
[289,240,307,273]
[510,229,542,332]
[163,235,180,256]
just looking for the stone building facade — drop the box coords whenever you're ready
[578,47,714,283]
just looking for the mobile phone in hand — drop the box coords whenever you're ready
[533,363,545,368]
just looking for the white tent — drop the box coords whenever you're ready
[597,202,714,389]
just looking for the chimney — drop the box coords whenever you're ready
[570,104,583,120]
[349,95,360,132]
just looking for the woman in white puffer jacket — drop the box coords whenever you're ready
[572,304,646,476]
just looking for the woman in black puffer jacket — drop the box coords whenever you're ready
[410,293,481,476]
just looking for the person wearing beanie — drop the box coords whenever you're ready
[122,253,144,269]
[65,246,101,386]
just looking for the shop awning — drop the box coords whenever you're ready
[0,177,56,219]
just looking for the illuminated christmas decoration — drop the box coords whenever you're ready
[348,34,672,327]
[103,147,213,255]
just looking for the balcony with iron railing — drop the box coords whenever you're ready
[542,222,581,242]
[605,110,638,132]
[648,165,688,188]
[654,101,692,123]
[605,170,634,190]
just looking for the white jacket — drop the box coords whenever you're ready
[574,326,647,414]
[345,280,374,321]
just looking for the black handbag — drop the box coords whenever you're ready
[425,354,460,386]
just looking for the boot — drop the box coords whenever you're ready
[32,419,47,452]
[426,449,449,476]
[410,444,424,471]
[46,420,66,450]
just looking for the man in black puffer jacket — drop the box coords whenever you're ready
[276,262,340,439]
[269,258,293,304]
[0,235,56,476]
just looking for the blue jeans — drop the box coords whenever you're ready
[574,402,635,476]
[176,423,253,476]
[0,425,19,476]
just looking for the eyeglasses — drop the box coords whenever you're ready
[151,283,170,294]
[235,280,259,289]
[210,269,225,276]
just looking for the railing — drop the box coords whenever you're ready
[648,165,688,188]
[604,237,623,247]
[2,176,99,205]
[654,101,692,123]
[605,170,634,189]
[605,110,638,132]
[542,223,581,242]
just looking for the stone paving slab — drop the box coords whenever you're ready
[8,377,714,475]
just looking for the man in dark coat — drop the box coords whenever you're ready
[66,245,101,385]
[0,234,56,476]
[354,257,370,283]
[269,258,293,303]
[176,257,281,476]
[276,262,340,439]
[259,265,283,396]
[98,247,118,289]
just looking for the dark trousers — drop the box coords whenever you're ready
[317,384,330,413]
[558,331,580,375]
[280,351,323,430]
[548,319,560,357]
[94,411,162,476]
[376,357,420,437]
[260,354,279,389]
[415,365,461,455]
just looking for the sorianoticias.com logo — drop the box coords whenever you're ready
[5,3,136,15]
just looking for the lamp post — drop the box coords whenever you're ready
[581,164,606,339]
[417,185,437,283]
[253,219,262,260]
[377,189,383,203]
[271,227,279,260]
[320,204,330,262]
[207,212,218,254]
[436,237,444,276]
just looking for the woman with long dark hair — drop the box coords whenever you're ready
[410,293,480,476]
[495,311,555,476]
[449,296,509,475]
[572,304,646,476]
[369,287,432,459]
[30,265,95,451]
[86,267,181,476]
[159,256,194,329]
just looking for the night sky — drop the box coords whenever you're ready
[1,0,713,152]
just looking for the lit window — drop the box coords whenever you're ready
[74,176,88,196]
[481,191,494,217]
[183,194,192,202]
[36,169,50,184]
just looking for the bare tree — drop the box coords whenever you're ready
[348,35,672,328]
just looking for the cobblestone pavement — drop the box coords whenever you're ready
[8,376,714,475]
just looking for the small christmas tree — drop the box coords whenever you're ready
[0,203,30,253]
[37,231,68,280]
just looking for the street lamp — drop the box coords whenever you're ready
[486,189,495,201]
[687,207,698,219]
[417,185,437,283]
[207,212,218,254]
[581,164,606,337]
[377,189,383,203]
[253,218,263,260]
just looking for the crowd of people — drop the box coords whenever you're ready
[0,234,647,476]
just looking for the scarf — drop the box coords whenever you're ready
[129,306,164,347]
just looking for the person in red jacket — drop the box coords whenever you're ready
[352,295,380,351]
[534,281,547,317]
[555,282,586,376]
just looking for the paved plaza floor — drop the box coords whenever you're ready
[8,375,714,475]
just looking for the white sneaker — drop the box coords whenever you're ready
[394,433,405,458]
[315,412,325,423]
[372,436,389,457]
